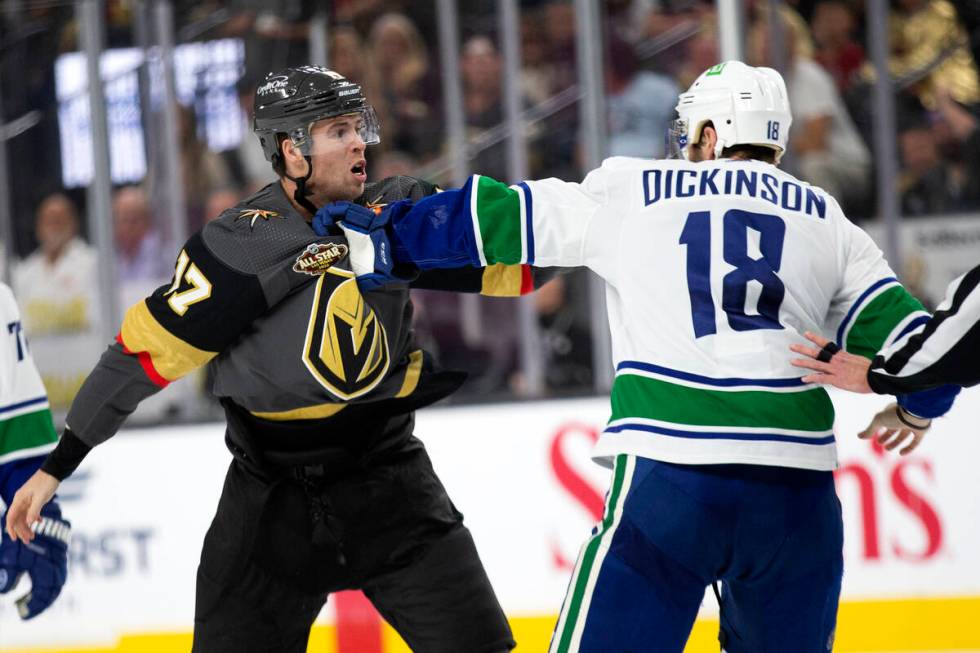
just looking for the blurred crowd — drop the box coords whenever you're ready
[1,0,979,415]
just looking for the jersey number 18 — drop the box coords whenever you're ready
[679,209,786,338]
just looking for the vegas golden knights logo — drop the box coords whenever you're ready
[303,277,389,399]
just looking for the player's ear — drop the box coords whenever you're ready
[280,137,305,177]
[701,125,718,159]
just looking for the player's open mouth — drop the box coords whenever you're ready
[351,161,367,181]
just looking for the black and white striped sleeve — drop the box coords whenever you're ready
[868,264,980,394]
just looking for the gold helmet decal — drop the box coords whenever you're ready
[303,277,389,399]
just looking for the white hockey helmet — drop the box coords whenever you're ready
[669,61,792,162]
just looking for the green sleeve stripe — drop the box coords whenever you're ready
[0,408,58,459]
[474,175,524,265]
[844,285,927,360]
[610,374,835,432]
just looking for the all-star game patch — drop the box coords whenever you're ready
[293,243,349,275]
[237,208,281,228]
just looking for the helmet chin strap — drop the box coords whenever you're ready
[285,155,319,216]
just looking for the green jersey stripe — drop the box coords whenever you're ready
[474,175,524,265]
[610,373,835,432]
[845,285,926,359]
[0,408,58,458]
[553,454,631,653]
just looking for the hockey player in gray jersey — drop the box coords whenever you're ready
[4,66,530,652]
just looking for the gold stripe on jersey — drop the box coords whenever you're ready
[395,350,424,398]
[250,402,347,421]
[324,266,354,279]
[120,300,216,381]
[480,263,523,296]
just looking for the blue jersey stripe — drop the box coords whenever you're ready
[0,396,48,417]
[605,422,836,446]
[893,314,931,344]
[836,277,898,344]
[616,361,806,388]
[518,182,535,265]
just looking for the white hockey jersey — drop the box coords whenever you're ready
[393,157,930,471]
[0,282,58,474]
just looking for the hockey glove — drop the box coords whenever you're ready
[321,201,417,291]
[311,203,344,237]
[0,502,70,619]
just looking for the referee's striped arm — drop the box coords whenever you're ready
[869,264,980,394]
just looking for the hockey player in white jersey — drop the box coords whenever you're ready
[0,283,70,620]
[318,61,960,652]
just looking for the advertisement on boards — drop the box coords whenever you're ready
[1,388,979,652]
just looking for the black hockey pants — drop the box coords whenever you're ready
[191,430,514,653]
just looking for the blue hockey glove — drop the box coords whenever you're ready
[0,503,70,619]
[322,200,416,291]
[311,203,345,237]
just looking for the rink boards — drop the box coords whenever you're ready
[2,387,979,652]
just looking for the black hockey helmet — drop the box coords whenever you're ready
[252,66,381,166]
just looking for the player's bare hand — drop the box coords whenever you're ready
[790,331,873,393]
[857,402,930,456]
[5,470,60,543]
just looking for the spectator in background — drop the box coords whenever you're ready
[676,15,720,90]
[330,24,380,95]
[408,287,519,400]
[531,1,582,181]
[542,0,579,92]
[872,0,980,110]
[510,275,592,397]
[367,13,442,160]
[643,0,722,77]
[748,14,871,216]
[113,186,170,312]
[223,1,316,82]
[934,88,980,210]
[178,105,233,230]
[810,0,865,92]
[12,194,103,416]
[204,188,242,223]
[519,10,553,105]
[605,36,678,159]
[898,119,960,215]
[461,35,508,179]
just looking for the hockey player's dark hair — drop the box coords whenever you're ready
[271,134,289,177]
[721,144,777,164]
[699,120,779,164]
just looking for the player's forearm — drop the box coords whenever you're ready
[391,174,532,270]
[868,264,980,393]
[39,429,91,481]
[39,343,163,480]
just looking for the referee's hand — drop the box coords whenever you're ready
[790,331,873,393]
[857,402,930,456]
